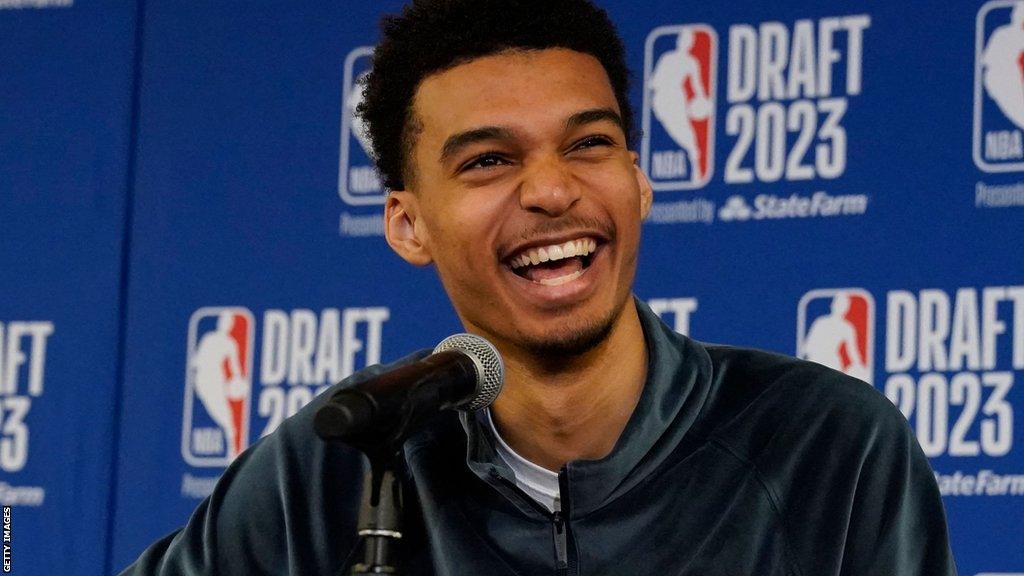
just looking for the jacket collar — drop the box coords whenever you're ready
[459,296,714,518]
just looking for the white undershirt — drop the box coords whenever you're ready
[486,408,561,512]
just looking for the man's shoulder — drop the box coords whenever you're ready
[640,302,903,443]
[688,341,910,460]
[703,342,889,410]
[117,352,439,575]
[687,343,954,576]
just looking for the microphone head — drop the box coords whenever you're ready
[433,333,504,411]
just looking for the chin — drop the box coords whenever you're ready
[517,307,618,360]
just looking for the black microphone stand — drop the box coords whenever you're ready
[351,449,404,575]
[317,392,422,575]
[315,337,503,574]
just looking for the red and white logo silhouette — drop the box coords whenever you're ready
[642,24,717,190]
[797,289,874,384]
[339,46,386,205]
[182,307,254,467]
[981,2,1024,130]
[974,1,1024,171]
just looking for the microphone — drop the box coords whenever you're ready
[314,333,504,453]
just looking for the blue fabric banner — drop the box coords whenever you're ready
[0,1,137,574]
[1,0,1021,574]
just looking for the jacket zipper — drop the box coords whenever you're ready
[552,511,569,575]
[555,470,577,576]
[490,470,576,575]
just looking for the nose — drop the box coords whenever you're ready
[518,157,581,216]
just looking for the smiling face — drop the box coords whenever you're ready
[385,48,652,358]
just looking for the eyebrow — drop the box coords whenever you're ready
[440,126,514,164]
[438,107,624,165]
[564,107,624,133]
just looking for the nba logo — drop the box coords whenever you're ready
[641,24,717,190]
[339,46,386,205]
[182,307,254,467]
[796,289,875,385]
[974,1,1024,172]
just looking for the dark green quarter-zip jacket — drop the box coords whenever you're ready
[122,300,957,575]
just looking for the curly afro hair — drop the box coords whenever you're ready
[357,0,634,191]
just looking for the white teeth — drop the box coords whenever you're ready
[508,236,598,270]
[538,270,584,286]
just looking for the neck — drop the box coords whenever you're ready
[489,299,648,472]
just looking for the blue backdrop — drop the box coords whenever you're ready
[1,0,1021,574]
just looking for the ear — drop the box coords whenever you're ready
[630,152,654,219]
[384,191,433,266]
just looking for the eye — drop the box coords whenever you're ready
[571,135,614,152]
[461,153,509,172]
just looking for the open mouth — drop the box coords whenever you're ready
[506,237,599,286]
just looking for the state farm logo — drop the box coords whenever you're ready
[339,46,385,205]
[717,192,868,222]
[797,289,875,384]
[641,25,717,190]
[718,196,752,221]
[182,308,254,467]
[974,1,1024,172]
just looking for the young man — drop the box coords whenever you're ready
[122,1,957,574]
